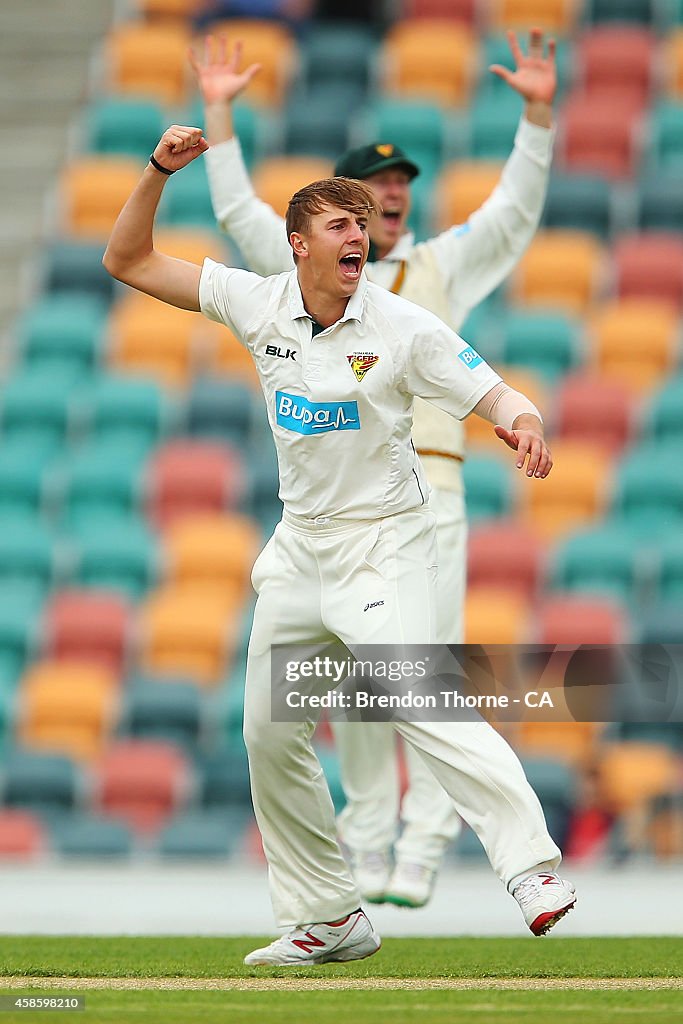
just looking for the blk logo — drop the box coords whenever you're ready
[266,344,296,360]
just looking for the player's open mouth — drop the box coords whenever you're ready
[382,209,402,227]
[339,253,362,278]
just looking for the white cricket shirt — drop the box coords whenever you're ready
[199,260,501,520]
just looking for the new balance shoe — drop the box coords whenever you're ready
[384,862,436,908]
[512,872,577,936]
[351,850,392,904]
[243,909,381,966]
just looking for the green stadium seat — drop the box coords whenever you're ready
[0,518,58,603]
[160,158,216,229]
[0,590,42,685]
[462,456,513,521]
[185,377,256,446]
[187,98,264,169]
[612,443,683,533]
[643,376,683,442]
[541,173,613,237]
[0,369,81,453]
[480,35,572,98]
[156,810,237,858]
[284,87,357,161]
[83,97,166,162]
[42,241,116,304]
[550,524,641,603]
[69,518,159,599]
[0,749,80,816]
[498,310,580,382]
[52,814,134,858]
[242,442,282,533]
[121,679,204,751]
[84,375,173,453]
[585,0,656,22]
[520,757,576,847]
[357,99,448,182]
[654,534,683,601]
[637,173,683,232]
[647,101,683,170]
[635,601,683,642]
[57,443,147,529]
[667,0,683,23]
[15,293,108,377]
[0,443,55,520]
[198,744,252,808]
[302,22,377,93]
[468,92,524,160]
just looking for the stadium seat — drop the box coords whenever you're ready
[163,512,261,597]
[202,19,297,107]
[108,293,200,391]
[83,97,166,162]
[577,27,656,107]
[0,444,54,521]
[0,809,45,859]
[0,749,81,816]
[490,0,578,32]
[467,519,544,598]
[301,22,377,92]
[59,157,144,239]
[156,810,236,858]
[42,590,132,674]
[83,375,173,453]
[203,321,260,387]
[137,586,239,685]
[380,19,477,106]
[145,440,245,530]
[541,173,613,237]
[433,161,503,230]
[0,368,80,453]
[252,156,333,218]
[517,440,611,542]
[612,443,683,533]
[52,814,134,858]
[284,87,357,161]
[559,91,643,178]
[589,299,679,394]
[188,98,264,169]
[153,227,228,266]
[644,376,683,443]
[654,534,683,602]
[121,679,204,751]
[69,518,159,600]
[159,157,215,229]
[613,234,683,308]
[509,229,604,314]
[585,0,655,22]
[480,34,573,98]
[198,743,252,808]
[94,739,191,835]
[15,293,108,377]
[665,28,683,98]
[555,373,634,454]
[647,100,683,170]
[105,22,192,105]
[536,595,627,643]
[42,241,115,304]
[635,600,683,643]
[359,100,448,183]
[404,0,477,22]
[517,723,604,768]
[462,455,514,521]
[549,524,641,604]
[498,310,580,382]
[18,659,119,761]
[465,585,532,643]
[56,443,147,529]
[468,92,525,160]
[185,377,257,446]
[242,440,282,533]
[137,0,202,21]
[0,589,42,685]
[636,173,683,233]
[520,756,576,845]
[0,519,58,603]
[597,742,677,814]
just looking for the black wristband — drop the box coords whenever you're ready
[149,154,175,175]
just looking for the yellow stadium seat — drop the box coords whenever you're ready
[433,161,503,231]
[665,29,683,99]
[154,227,228,266]
[202,320,260,387]
[60,157,144,240]
[200,19,297,107]
[516,722,603,767]
[252,156,334,218]
[510,230,605,314]
[517,439,611,542]
[465,585,532,644]
[163,512,261,597]
[464,367,547,453]
[138,585,240,685]
[589,299,679,395]
[597,742,677,814]
[106,22,193,105]
[138,0,201,21]
[18,660,119,761]
[380,19,477,107]
[491,0,579,32]
[108,292,200,390]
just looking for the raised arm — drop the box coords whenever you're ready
[191,34,295,276]
[103,126,208,309]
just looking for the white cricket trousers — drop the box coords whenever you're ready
[334,484,465,870]
[243,506,561,929]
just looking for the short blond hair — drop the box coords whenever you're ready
[286,177,381,240]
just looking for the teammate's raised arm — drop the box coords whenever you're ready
[190,34,261,146]
[103,126,208,310]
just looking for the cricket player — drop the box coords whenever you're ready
[192,28,557,907]
[103,128,576,963]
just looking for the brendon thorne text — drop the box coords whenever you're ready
[270,643,683,724]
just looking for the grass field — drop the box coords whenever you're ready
[0,936,681,1023]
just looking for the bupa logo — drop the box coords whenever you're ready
[276,391,361,435]
[458,345,483,370]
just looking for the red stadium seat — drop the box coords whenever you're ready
[467,519,545,599]
[94,739,191,835]
[555,373,634,455]
[146,440,245,530]
[577,27,656,107]
[404,0,478,23]
[559,91,643,178]
[613,234,683,309]
[43,590,132,674]
[536,595,627,644]
[0,809,45,859]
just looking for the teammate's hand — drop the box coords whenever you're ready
[488,27,557,107]
[189,34,261,106]
[494,424,553,478]
[151,126,209,173]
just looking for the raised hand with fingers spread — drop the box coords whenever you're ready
[489,27,557,126]
[190,34,261,109]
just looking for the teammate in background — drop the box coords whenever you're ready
[103,128,576,961]
[191,27,557,908]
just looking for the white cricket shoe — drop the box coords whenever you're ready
[384,862,436,908]
[512,872,577,936]
[243,909,381,966]
[352,850,392,904]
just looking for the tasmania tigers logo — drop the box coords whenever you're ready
[347,352,379,382]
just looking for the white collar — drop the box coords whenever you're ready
[287,269,368,325]
[374,231,415,263]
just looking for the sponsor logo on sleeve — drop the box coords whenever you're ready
[347,352,380,382]
[457,345,483,370]
[276,391,361,435]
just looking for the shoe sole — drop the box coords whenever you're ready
[530,898,577,936]
[363,893,388,905]
[245,940,382,967]
[383,893,428,909]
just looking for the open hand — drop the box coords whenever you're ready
[189,34,261,105]
[489,27,557,106]
[152,126,209,173]
[494,424,553,478]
